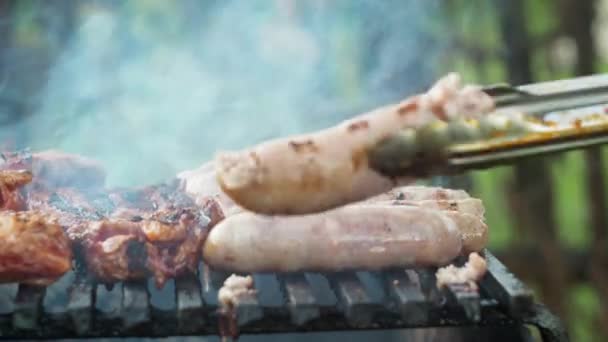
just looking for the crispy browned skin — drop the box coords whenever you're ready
[84,205,210,287]
[0,149,217,288]
[0,211,72,285]
[215,74,495,215]
[27,182,217,288]
[0,170,33,211]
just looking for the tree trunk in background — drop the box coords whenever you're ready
[561,0,608,336]
[495,0,569,321]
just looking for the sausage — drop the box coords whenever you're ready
[202,204,473,273]
[368,199,487,253]
[215,73,495,215]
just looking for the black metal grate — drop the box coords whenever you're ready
[0,250,567,341]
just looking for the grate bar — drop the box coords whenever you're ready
[304,273,338,309]
[12,284,44,331]
[121,281,150,331]
[95,282,123,322]
[148,278,177,334]
[67,276,93,336]
[42,272,74,316]
[199,264,228,311]
[384,269,429,325]
[280,273,320,325]
[175,274,205,334]
[0,284,18,315]
[327,272,383,327]
[443,283,481,322]
[481,252,534,317]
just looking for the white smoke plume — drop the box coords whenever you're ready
[16,0,443,186]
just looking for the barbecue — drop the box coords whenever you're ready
[0,250,565,341]
[4,72,607,342]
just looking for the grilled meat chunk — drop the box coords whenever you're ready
[0,211,72,285]
[85,210,212,288]
[214,73,495,215]
[25,180,217,288]
[0,170,33,211]
[436,252,488,290]
[218,274,255,308]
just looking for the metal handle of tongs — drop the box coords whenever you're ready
[370,74,608,177]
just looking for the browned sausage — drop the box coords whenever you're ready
[202,204,484,273]
[215,73,494,215]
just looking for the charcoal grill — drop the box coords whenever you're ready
[0,250,566,341]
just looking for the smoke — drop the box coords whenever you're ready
[15,0,443,187]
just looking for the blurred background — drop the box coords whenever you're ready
[0,0,606,341]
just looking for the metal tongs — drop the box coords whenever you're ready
[369,74,608,177]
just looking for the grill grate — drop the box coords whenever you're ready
[0,250,567,341]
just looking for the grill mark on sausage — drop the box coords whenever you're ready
[397,98,419,116]
[435,190,449,200]
[288,140,319,153]
[248,151,262,166]
[300,157,323,190]
[347,120,370,132]
[351,149,367,171]
[431,103,448,121]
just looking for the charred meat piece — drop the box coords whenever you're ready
[142,207,211,287]
[26,186,109,241]
[25,180,218,288]
[84,208,211,287]
[83,220,146,281]
[0,170,33,211]
[0,211,72,285]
